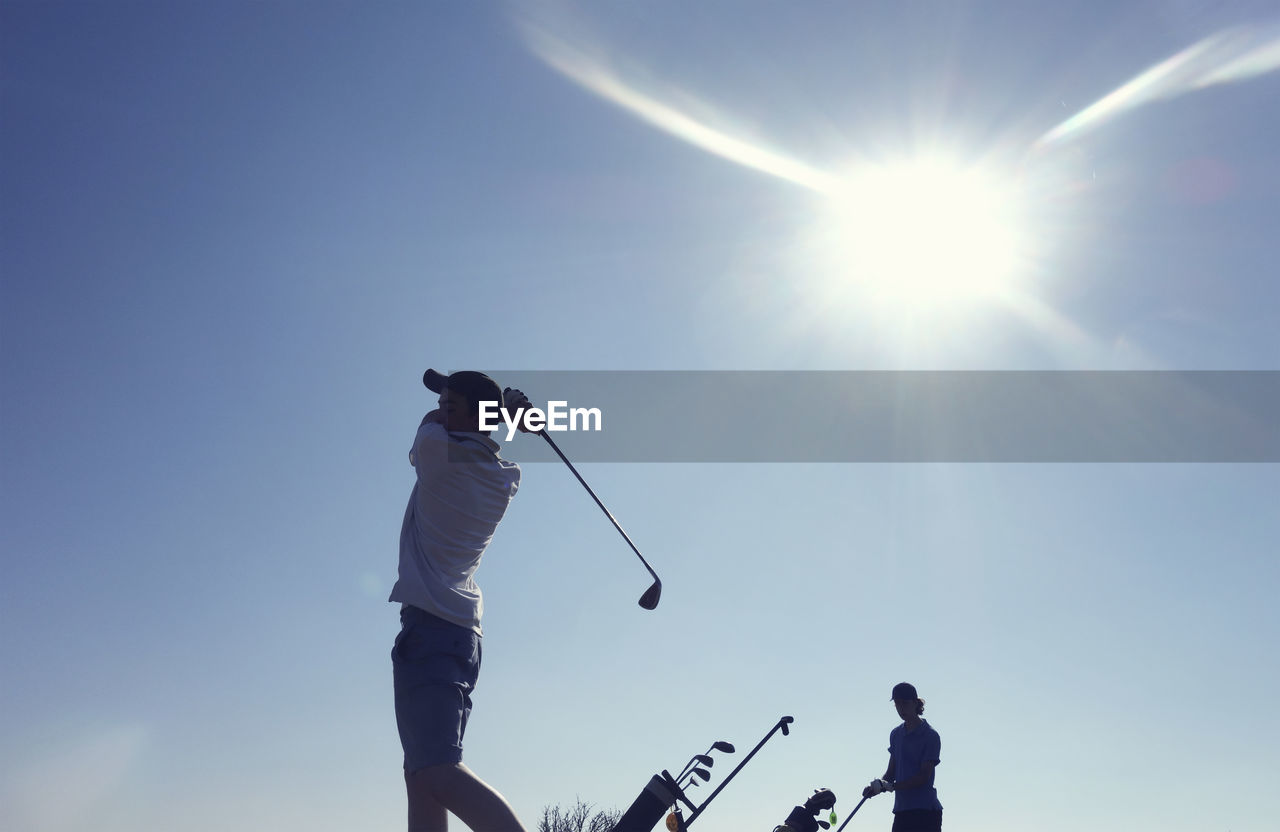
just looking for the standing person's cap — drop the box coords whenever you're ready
[891,682,919,701]
[422,369,504,411]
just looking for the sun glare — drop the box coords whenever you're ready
[813,155,1028,309]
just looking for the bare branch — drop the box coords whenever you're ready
[539,797,623,832]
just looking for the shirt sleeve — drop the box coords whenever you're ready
[410,422,489,472]
[925,729,941,765]
[408,422,450,470]
[410,422,502,483]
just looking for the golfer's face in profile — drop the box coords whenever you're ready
[894,698,915,721]
[439,388,478,432]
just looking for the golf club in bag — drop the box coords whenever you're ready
[773,787,838,832]
[613,716,795,832]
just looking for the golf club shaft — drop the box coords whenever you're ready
[833,797,867,832]
[684,717,793,827]
[538,429,660,584]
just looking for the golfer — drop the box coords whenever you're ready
[389,370,531,832]
[861,682,944,832]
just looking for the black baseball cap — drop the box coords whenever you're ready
[422,369,504,411]
[891,682,918,701]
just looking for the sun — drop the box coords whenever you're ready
[811,153,1030,310]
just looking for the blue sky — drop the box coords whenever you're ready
[2,2,1278,831]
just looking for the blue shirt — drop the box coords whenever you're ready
[889,719,943,813]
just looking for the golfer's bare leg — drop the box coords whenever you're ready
[405,768,448,832]
[406,762,527,832]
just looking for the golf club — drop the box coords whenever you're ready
[613,718,793,832]
[535,426,662,610]
[677,766,710,790]
[675,752,719,784]
[422,369,661,609]
[773,787,838,832]
[683,716,794,827]
[831,797,867,832]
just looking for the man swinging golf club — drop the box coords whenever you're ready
[861,683,944,832]
[389,369,532,832]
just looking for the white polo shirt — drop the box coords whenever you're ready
[388,422,521,635]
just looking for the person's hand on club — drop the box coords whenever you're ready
[862,778,893,798]
[502,387,536,433]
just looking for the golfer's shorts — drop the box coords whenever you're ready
[892,810,942,832]
[392,605,482,772]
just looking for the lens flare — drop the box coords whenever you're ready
[1039,23,1280,148]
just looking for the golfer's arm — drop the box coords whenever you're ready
[882,755,895,782]
[892,759,936,791]
[409,419,451,471]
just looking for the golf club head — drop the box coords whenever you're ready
[780,715,794,735]
[694,755,713,767]
[639,580,662,610]
[692,767,711,782]
[712,741,735,754]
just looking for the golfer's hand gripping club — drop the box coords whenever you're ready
[861,779,893,798]
[500,387,536,432]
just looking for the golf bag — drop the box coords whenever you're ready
[613,772,685,832]
[774,788,838,832]
[611,716,795,832]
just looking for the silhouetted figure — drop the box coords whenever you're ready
[861,682,943,832]
[389,370,532,832]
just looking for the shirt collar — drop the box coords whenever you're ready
[902,718,928,734]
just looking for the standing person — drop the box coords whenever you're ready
[389,369,532,832]
[861,682,944,832]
